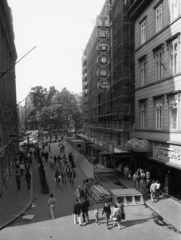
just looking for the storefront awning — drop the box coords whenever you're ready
[125,138,139,150]
[133,139,152,152]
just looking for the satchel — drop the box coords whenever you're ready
[122,212,125,220]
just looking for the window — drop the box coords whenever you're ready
[156,4,162,33]
[141,21,146,44]
[170,40,179,74]
[169,96,178,130]
[140,60,146,86]
[140,102,146,129]
[155,100,163,130]
[170,0,178,21]
[155,50,164,80]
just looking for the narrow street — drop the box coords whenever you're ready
[0,142,180,240]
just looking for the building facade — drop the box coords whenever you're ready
[0,0,18,196]
[129,0,181,200]
[81,0,134,170]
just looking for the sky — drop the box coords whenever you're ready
[7,0,106,103]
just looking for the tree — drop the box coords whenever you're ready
[28,86,83,131]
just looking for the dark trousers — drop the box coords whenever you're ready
[20,169,24,177]
[82,211,89,223]
[16,180,21,190]
[104,213,110,227]
[27,180,31,189]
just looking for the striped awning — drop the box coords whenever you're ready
[133,139,152,152]
[125,138,139,150]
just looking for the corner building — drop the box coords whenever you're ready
[129,0,181,200]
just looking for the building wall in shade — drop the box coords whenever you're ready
[0,0,18,196]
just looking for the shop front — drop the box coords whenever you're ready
[149,143,181,200]
[131,138,181,201]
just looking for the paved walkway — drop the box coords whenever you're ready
[0,161,33,229]
[0,141,181,234]
[116,176,181,233]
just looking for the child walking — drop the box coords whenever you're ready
[94,208,100,225]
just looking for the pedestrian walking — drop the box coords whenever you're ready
[132,172,138,188]
[155,180,161,200]
[94,207,100,225]
[142,180,147,199]
[61,168,67,184]
[75,186,85,203]
[70,168,76,184]
[73,199,82,226]
[20,162,25,177]
[146,170,150,180]
[25,170,31,189]
[112,201,124,229]
[54,155,57,165]
[102,202,111,228]
[123,165,129,178]
[45,151,49,163]
[62,154,66,163]
[62,142,65,153]
[48,194,58,219]
[15,170,21,190]
[66,165,71,179]
[81,197,90,224]
[150,180,157,202]
[55,169,61,185]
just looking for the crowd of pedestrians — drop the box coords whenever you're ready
[14,148,33,190]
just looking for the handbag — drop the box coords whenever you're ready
[122,212,125,220]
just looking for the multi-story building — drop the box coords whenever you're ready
[81,0,134,170]
[128,0,181,200]
[0,0,18,196]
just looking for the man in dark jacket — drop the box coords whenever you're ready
[81,197,90,224]
[25,170,31,189]
[73,199,82,226]
[15,170,21,190]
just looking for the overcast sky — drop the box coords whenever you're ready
[7,0,105,103]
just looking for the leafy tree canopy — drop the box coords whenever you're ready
[28,86,82,131]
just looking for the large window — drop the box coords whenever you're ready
[140,60,146,86]
[170,40,179,75]
[155,50,164,80]
[170,0,178,21]
[140,21,146,44]
[140,102,146,129]
[169,96,178,130]
[156,4,162,33]
[155,100,163,130]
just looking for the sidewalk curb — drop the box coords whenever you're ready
[0,165,34,231]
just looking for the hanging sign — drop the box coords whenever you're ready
[97,41,110,52]
[96,15,110,27]
[97,54,110,66]
[97,80,111,92]
[98,28,109,39]
[97,67,110,79]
